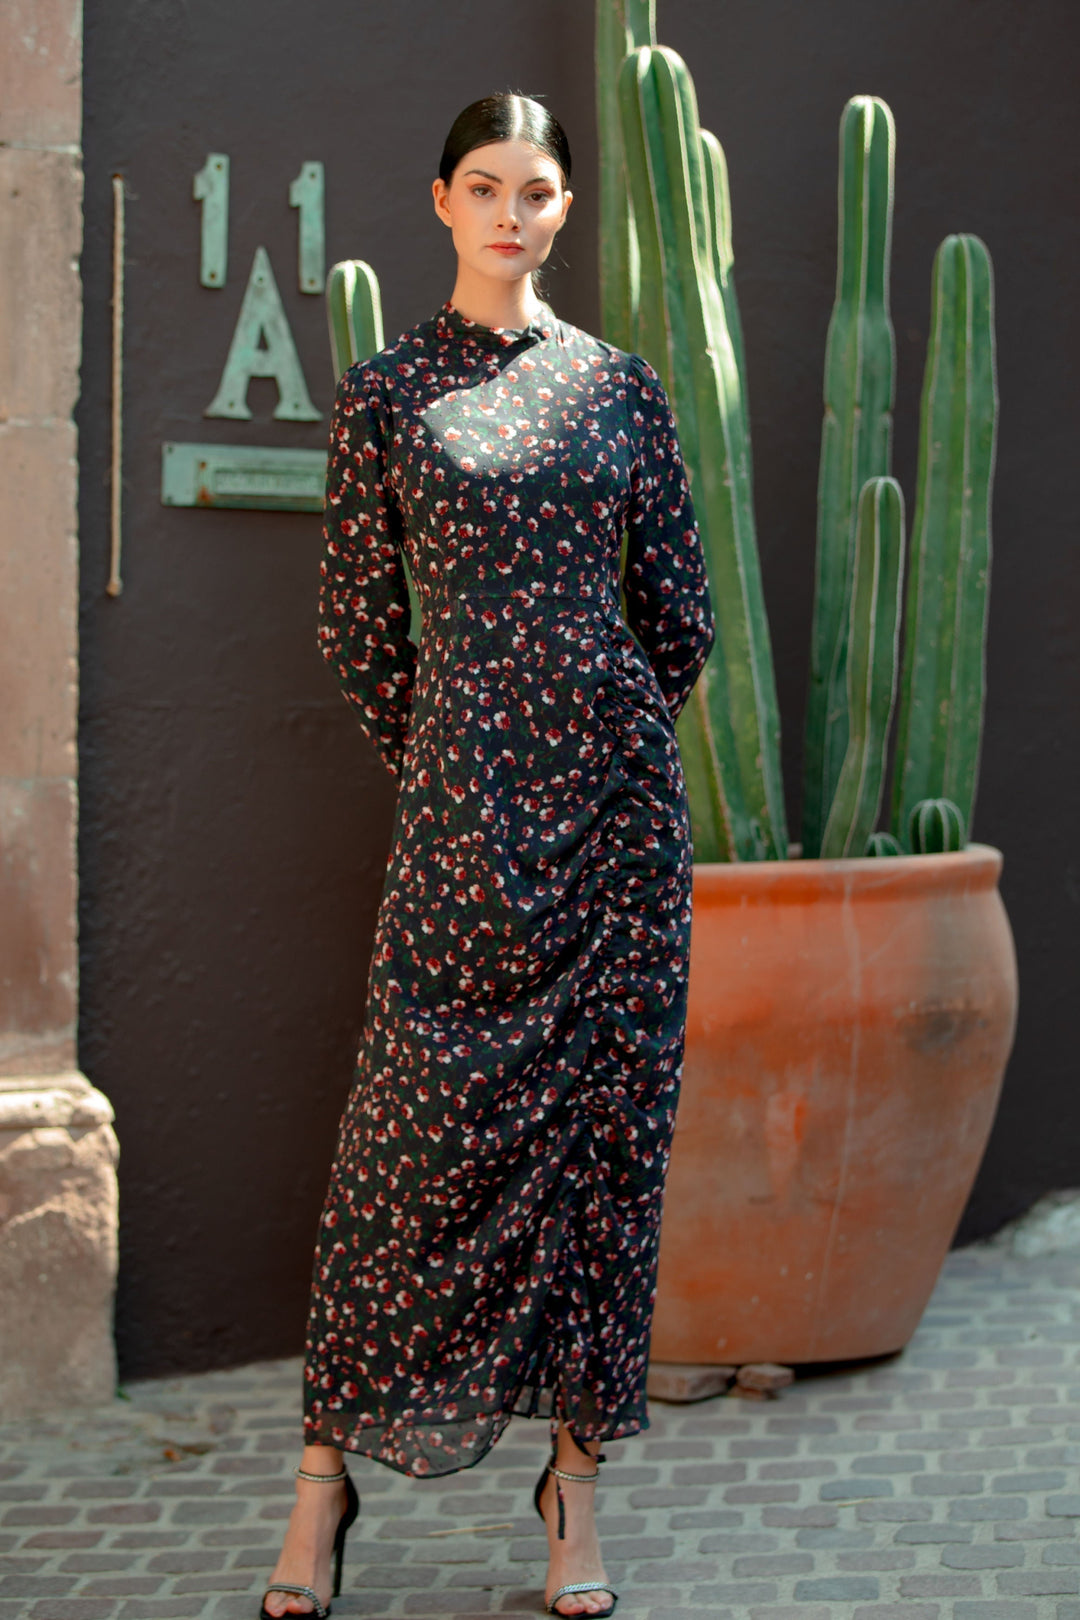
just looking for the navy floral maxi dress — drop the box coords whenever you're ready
[303,299,716,1477]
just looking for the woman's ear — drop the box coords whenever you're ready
[558,187,574,230]
[432,176,452,228]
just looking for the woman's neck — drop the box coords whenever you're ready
[447,264,543,332]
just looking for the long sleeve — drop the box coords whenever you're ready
[622,354,716,723]
[317,366,418,781]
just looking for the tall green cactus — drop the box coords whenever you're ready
[596,0,656,351]
[326,259,384,380]
[820,477,905,857]
[594,1,997,865]
[618,44,787,861]
[802,98,897,859]
[699,129,752,476]
[890,236,998,846]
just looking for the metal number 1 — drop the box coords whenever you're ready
[289,161,325,294]
[193,153,229,287]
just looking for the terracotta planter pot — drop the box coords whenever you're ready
[651,843,1018,1366]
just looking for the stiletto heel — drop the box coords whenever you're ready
[330,1468,359,1597]
[533,1431,619,1618]
[259,1465,360,1619]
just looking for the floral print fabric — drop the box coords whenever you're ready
[303,299,716,1476]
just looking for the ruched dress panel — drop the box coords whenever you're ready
[303,301,716,1476]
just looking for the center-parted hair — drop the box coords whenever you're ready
[438,93,572,186]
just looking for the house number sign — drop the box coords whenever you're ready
[161,152,328,513]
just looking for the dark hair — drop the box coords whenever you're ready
[438,93,572,186]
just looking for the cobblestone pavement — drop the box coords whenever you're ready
[1,1243,1077,1620]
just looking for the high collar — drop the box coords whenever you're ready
[433,299,558,351]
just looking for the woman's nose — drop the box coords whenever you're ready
[496,204,520,231]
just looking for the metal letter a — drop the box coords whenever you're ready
[204,246,321,421]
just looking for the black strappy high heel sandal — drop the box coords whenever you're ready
[258,1464,360,1620]
[532,1429,619,1618]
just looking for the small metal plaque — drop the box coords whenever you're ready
[161,442,325,512]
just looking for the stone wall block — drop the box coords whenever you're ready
[0,0,109,1413]
[0,1078,118,1415]
[0,0,82,148]
[0,777,77,1075]
[0,424,78,780]
[0,146,83,422]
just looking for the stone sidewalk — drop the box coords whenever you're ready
[1,1243,1077,1620]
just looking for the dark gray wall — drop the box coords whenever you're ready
[79,0,1079,1378]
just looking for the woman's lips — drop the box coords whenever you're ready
[488,243,525,254]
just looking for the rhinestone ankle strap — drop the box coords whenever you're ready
[295,1465,348,1483]
[548,1463,600,1483]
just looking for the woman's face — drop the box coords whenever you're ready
[432,138,572,289]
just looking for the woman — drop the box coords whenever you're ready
[261,91,716,1620]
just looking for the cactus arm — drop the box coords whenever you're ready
[676,679,736,862]
[620,45,787,860]
[326,262,353,380]
[700,129,732,284]
[654,47,787,860]
[820,477,905,858]
[626,0,656,42]
[616,50,691,457]
[866,831,903,856]
[700,128,752,472]
[326,260,384,379]
[909,797,967,853]
[890,235,997,844]
[596,0,656,350]
[596,0,636,349]
[802,97,896,858]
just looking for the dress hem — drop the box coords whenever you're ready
[301,1379,652,1479]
